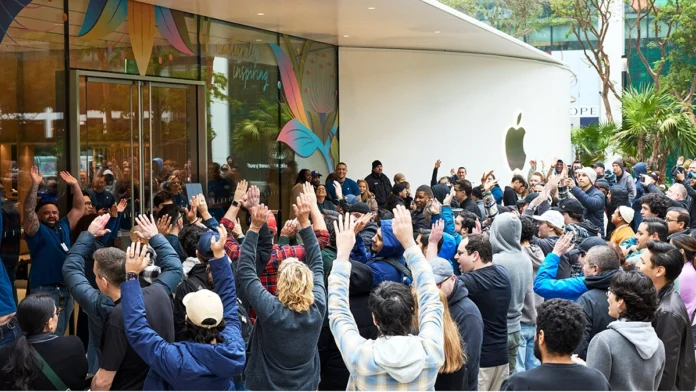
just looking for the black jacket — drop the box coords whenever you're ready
[318,261,378,390]
[385,194,406,212]
[412,208,429,232]
[457,197,484,221]
[173,263,208,342]
[446,279,483,391]
[676,180,696,229]
[575,269,618,359]
[653,283,696,391]
[364,172,392,208]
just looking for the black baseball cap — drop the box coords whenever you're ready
[569,237,607,257]
[558,199,585,215]
[592,162,605,170]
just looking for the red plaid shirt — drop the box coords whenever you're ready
[221,218,329,295]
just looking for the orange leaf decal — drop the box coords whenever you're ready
[128,0,155,76]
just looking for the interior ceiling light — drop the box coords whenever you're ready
[343,35,350,37]
[257,12,265,15]
[368,7,376,9]
[434,30,441,33]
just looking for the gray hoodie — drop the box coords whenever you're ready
[521,244,544,324]
[587,321,666,391]
[490,213,533,333]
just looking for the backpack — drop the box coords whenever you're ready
[376,257,412,284]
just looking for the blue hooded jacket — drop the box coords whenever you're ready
[632,162,648,230]
[364,220,408,286]
[121,254,245,390]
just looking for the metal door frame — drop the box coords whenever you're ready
[69,69,207,218]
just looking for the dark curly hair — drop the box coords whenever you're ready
[457,211,479,234]
[610,270,658,322]
[464,233,492,263]
[369,281,415,337]
[520,217,536,243]
[536,299,585,356]
[178,224,209,259]
[185,319,227,344]
[640,193,671,219]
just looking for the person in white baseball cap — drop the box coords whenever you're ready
[182,289,223,328]
[610,206,636,246]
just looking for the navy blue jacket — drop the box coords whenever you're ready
[352,220,408,286]
[570,185,606,237]
[121,254,245,390]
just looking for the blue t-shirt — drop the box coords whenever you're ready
[26,216,71,288]
[327,178,360,202]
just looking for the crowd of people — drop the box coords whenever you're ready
[0,154,695,391]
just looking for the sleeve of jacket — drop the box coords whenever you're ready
[575,294,594,360]
[236,230,280,323]
[645,183,664,196]
[63,232,113,321]
[98,213,122,245]
[626,176,637,202]
[149,234,184,296]
[681,180,696,200]
[210,254,242,338]
[406,246,445,369]
[654,311,685,391]
[586,333,613,383]
[121,280,183,382]
[299,226,326,314]
[165,234,187,262]
[570,186,604,212]
[533,253,587,300]
[503,187,518,206]
[203,217,219,230]
[431,167,438,188]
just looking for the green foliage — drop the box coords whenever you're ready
[230,98,292,161]
[613,85,696,166]
[660,0,696,104]
[571,122,616,166]
[438,0,547,38]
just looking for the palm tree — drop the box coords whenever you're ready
[230,98,293,162]
[571,122,616,166]
[613,85,696,173]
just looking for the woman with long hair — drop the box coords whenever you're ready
[0,294,87,390]
[669,234,696,339]
[413,289,466,390]
[357,179,379,214]
[237,187,328,390]
[586,270,665,390]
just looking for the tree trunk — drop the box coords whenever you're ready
[601,90,614,123]
[637,134,645,162]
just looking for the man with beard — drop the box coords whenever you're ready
[23,166,86,336]
[364,160,392,209]
[327,162,359,203]
[501,299,610,391]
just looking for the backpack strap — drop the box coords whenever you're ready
[34,350,69,391]
[379,257,413,282]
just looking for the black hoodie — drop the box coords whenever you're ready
[444,279,483,391]
[318,261,378,390]
[574,269,619,359]
[606,186,629,239]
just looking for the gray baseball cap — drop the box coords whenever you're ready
[430,257,454,284]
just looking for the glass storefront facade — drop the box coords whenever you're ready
[0,0,339,267]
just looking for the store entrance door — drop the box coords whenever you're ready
[69,70,206,231]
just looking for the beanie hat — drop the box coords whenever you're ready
[372,160,382,169]
[613,158,625,168]
[618,206,635,224]
[578,167,597,184]
[596,178,611,191]
[392,183,406,195]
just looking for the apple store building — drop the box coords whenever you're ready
[0,0,571,254]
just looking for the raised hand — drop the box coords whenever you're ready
[677,156,685,167]
[302,182,317,204]
[185,195,199,223]
[353,212,374,235]
[552,232,575,256]
[243,186,260,209]
[134,214,159,240]
[59,171,78,186]
[210,225,227,259]
[116,198,127,213]
[334,212,356,261]
[391,205,416,249]
[233,180,248,202]
[87,214,111,237]
[481,170,494,186]
[677,171,686,182]
[333,180,343,200]
[473,218,482,234]
[434,160,441,169]
[197,194,209,215]
[566,177,576,189]
[443,187,455,206]
[110,203,118,218]
[292,193,312,225]
[426,198,442,216]
[280,218,299,238]
[30,166,43,186]
[529,160,537,169]
[429,219,444,245]
[157,215,172,236]
[450,168,456,176]
[250,204,269,232]
[231,218,243,238]
[125,241,151,274]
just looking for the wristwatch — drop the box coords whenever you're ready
[232,200,240,207]
[126,272,139,281]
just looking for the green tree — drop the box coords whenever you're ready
[438,0,547,38]
[660,0,696,124]
[613,85,696,173]
[230,98,292,162]
[571,122,616,166]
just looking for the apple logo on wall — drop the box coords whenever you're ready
[505,113,527,171]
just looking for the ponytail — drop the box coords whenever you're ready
[0,293,56,390]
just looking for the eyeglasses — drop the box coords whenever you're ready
[666,218,679,223]
[53,308,62,318]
